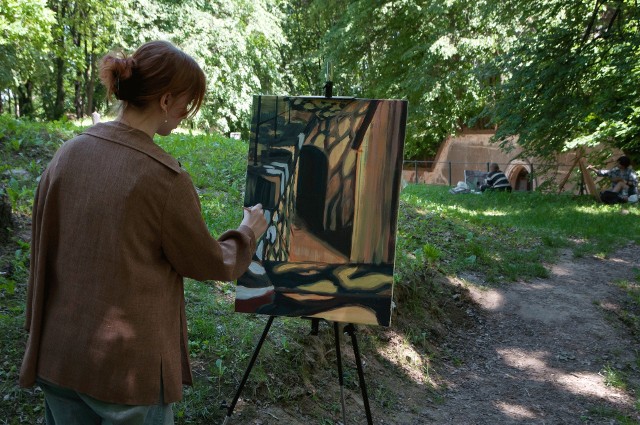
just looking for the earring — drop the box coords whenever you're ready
[164,110,168,123]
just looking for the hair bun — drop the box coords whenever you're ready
[114,56,135,81]
[99,53,137,100]
[113,56,137,100]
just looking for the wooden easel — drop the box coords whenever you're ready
[557,151,601,202]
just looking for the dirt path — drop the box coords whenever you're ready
[421,243,640,424]
[245,243,639,425]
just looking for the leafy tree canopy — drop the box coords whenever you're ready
[320,0,502,159]
[2,0,640,164]
[0,0,54,89]
[485,0,640,161]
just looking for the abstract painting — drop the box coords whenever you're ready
[235,95,407,326]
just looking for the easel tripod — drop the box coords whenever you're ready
[223,73,374,423]
[557,149,601,202]
[221,316,373,425]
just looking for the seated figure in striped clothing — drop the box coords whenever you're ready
[481,163,512,192]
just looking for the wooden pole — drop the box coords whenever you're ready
[557,154,581,193]
[578,158,601,202]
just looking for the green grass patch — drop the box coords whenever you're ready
[156,132,249,236]
[398,184,640,284]
[586,404,639,424]
[601,364,628,390]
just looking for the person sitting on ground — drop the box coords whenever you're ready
[587,155,638,203]
[480,163,512,192]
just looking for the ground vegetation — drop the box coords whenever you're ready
[1,119,638,423]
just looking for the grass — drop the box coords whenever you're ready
[1,116,640,423]
[398,185,640,284]
[613,276,640,338]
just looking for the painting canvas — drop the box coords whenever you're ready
[235,95,407,326]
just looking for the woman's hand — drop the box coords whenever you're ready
[241,204,268,240]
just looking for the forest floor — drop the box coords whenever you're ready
[239,242,640,425]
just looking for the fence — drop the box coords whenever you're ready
[402,159,595,194]
[402,160,536,185]
[402,160,496,186]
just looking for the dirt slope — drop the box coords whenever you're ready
[245,243,639,425]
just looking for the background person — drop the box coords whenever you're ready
[587,155,637,202]
[481,163,512,192]
[19,40,268,425]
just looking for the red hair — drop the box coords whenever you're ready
[99,40,206,118]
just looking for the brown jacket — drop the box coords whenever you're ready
[19,121,255,405]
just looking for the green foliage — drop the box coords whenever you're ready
[278,0,343,96]
[587,404,640,425]
[602,363,628,390]
[316,0,501,159]
[3,0,640,165]
[612,276,640,339]
[139,0,287,135]
[0,0,54,91]
[0,116,82,212]
[484,0,640,160]
[1,0,285,127]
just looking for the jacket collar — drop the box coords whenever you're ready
[82,121,181,173]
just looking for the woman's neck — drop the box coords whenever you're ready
[116,107,161,139]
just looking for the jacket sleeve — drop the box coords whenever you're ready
[24,181,41,332]
[160,170,256,282]
[628,170,637,186]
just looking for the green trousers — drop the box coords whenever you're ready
[37,379,174,425]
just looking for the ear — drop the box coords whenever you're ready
[159,93,172,113]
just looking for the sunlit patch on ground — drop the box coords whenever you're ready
[376,331,431,385]
[482,210,508,217]
[498,348,632,406]
[494,401,538,419]
[466,285,505,311]
[498,348,548,372]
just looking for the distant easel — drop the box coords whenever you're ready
[323,61,333,99]
[557,149,601,202]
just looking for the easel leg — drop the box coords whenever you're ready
[344,324,373,425]
[222,316,275,424]
[334,322,347,424]
[310,318,320,335]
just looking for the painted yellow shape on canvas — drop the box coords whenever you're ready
[335,266,392,290]
[298,280,338,294]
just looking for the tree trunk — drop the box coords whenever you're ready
[17,80,35,117]
[87,50,96,115]
[53,56,65,120]
[51,0,68,120]
[0,184,12,244]
[72,11,83,119]
[74,77,83,118]
[13,91,19,117]
[85,37,93,116]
